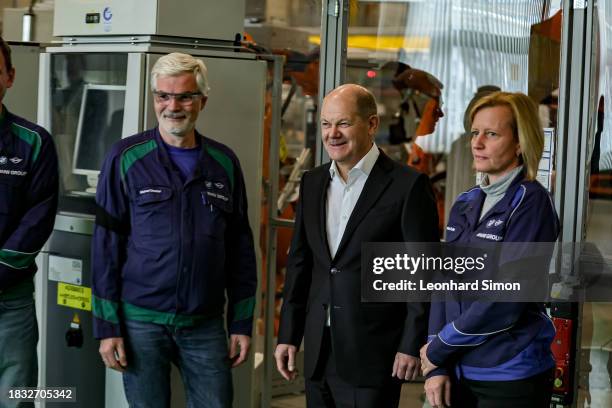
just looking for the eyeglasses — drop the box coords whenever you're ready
[153,91,203,105]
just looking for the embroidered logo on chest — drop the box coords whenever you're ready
[486,219,504,228]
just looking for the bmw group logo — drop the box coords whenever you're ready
[486,219,504,228]
[0,156,6,165]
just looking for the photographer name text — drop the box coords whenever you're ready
[372,279,520,292]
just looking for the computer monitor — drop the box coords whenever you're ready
[73,84,126,193]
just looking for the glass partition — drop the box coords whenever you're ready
[347,0,561,230]
[244,0,323,403]
[578,1,612,405]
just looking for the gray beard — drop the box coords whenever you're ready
[165,121,195,137]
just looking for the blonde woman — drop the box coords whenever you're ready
[421,92,559,407]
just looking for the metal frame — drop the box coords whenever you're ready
[261,54,286,408]
[316,0,350,166]
[43,44,258,59]
[556,0,593,245]
[574,1,596,244]
[57,35,237,48]
[570,1,598,407]
[37,52,52,133]
[553,0,596,406]
[34,250,49,407]
[553,0,571,234]
[36,52,53,405]
[124,53,146,137]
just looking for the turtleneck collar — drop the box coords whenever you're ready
[480,165,524,197]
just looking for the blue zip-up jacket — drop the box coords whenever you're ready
[92,128,257,339]
[426,170,559,381]
[0,107,58,299]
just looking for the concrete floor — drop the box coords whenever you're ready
[271,382,428,408]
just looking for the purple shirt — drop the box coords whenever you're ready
[164,142,200,182]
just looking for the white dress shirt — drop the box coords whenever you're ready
[325,143,379,325]
[326,142,380,257]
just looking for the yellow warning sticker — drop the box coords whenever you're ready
[57,282,91,311]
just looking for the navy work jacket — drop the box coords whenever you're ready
[92,128,256,339]
[0,108,58,298]
[427,169,559,381]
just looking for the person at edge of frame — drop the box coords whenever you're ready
[0,36,59,408]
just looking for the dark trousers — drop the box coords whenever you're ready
[305,328,402,408]
[451,368,554,408]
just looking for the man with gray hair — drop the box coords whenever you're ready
[92,52,257,407]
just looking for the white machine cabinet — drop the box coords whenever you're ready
[53,0,245,41]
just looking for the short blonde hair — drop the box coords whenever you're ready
[469,91,543,180]
[150,52,210,96]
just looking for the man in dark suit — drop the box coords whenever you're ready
[274,84,439,407]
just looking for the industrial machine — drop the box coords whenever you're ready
[34,1,268,406]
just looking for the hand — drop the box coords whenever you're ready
[424,375,451,408]
[229,334,251,368]
[391,352,420,381]
[420,342,438,376]
[274,344,298,381]
[99,337,127,372]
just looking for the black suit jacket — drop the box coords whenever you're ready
[278,150,440,387]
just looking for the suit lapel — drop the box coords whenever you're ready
[315,164,332,263]
[333,153,393,260]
